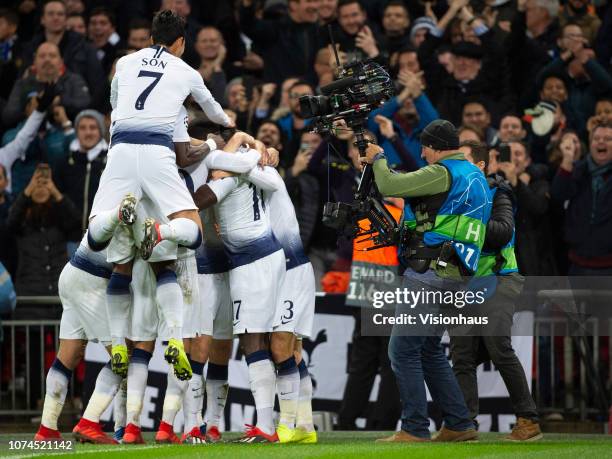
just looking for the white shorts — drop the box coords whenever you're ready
[129,257,203,341]
[198,272,232,339]
[273,262,316,338]
[90,143,197,219]
[58,263,111,344]
[229,249,286,334]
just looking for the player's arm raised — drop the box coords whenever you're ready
[190,68,235,128]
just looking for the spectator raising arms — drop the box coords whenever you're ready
[6,164,80,295]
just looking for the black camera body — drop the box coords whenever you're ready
[300,59,399,249]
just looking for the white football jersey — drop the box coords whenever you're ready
[215,167,281,268]
[261,167,309,270]
[110,45,229,144]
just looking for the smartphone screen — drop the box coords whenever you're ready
[498,144,511,163]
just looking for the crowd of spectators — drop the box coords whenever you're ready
[0,0,611,295]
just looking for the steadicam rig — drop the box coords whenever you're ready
[299,54,398,250]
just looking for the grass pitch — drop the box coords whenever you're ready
[2,432,612,459]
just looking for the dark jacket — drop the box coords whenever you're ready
[505,12,558,106]
[21,30,105,104]
[239,3,321,85]
[419,30,512,125]
[513,163,558,275]
[483,175,515,253]
[551,158,612,268]
[284,169,320,250]
[2,71,91,128]
[55,147,108,240]
[6,193,80,295]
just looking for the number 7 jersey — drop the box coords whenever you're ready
[110,45,229,148]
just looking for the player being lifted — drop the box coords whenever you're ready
[86,10,233,380]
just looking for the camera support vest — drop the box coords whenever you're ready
[401,158,492,274]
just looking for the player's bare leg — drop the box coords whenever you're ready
[71,344,123,444]
[205,339,233,442]
[293,339,317,443]
[271,332,299,442]
[123,340,154,444]
[235,333,278,443]
[182,334,211,443]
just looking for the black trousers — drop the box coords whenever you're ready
[449,278,538,422]
[337,310,401,430]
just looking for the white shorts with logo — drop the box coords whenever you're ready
[273,262,316,338]
[129,256,202,341]
[58,263,111,344]
[229,249,286,334]
[198,272,232,339]
[90,143,197,220]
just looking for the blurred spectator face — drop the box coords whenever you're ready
[66,15,86,35]
[540,76,568,103]
[42,1,67,34]
[89,12,115,47]
[499,115,526,142]
[460,22,480,45]
[195,27,223,61]
[559,24,585,51]
[65,0,85,14]
[167,0,191,18]
[288,0,319,24]
[526,0,552,31]
[289,83,314,117]
[257,122,282,149]
[280,77,300,108]
[77,117,102,151]
[34,43,63,82]
[227,82,245,111]
[590,125,612,166]
[411,28,428,48]
[319,0,338,22]
[462,102,491,131]
[383,4,410,36]
[315,47,333,80]
[0,15,17,41]
[301,131,322,151]
[128,27,151,50]
[452,55,480,81]
[338,2,366,36]
[459,127,481,143]
[398,51,420,74]
[510,142,531,173]
[595,99,612,123]
[561,131,582,160]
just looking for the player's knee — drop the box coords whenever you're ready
[239,334,267,356]
[270,337,293,363]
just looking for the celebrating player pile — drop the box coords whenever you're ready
[34,9,316,446]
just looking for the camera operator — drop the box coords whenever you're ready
[364,119,488,443]
[449,140,542,441]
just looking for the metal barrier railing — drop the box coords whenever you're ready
[0,296,76,416]
[1,294,611,421]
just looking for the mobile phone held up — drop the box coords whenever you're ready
[498,143,511,163]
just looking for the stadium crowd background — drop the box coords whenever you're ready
[0,0,611,429]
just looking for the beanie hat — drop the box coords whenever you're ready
[420,119,460,150]
[75,109,106,135]
[451,41,484,60]
[410,17,437,40]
